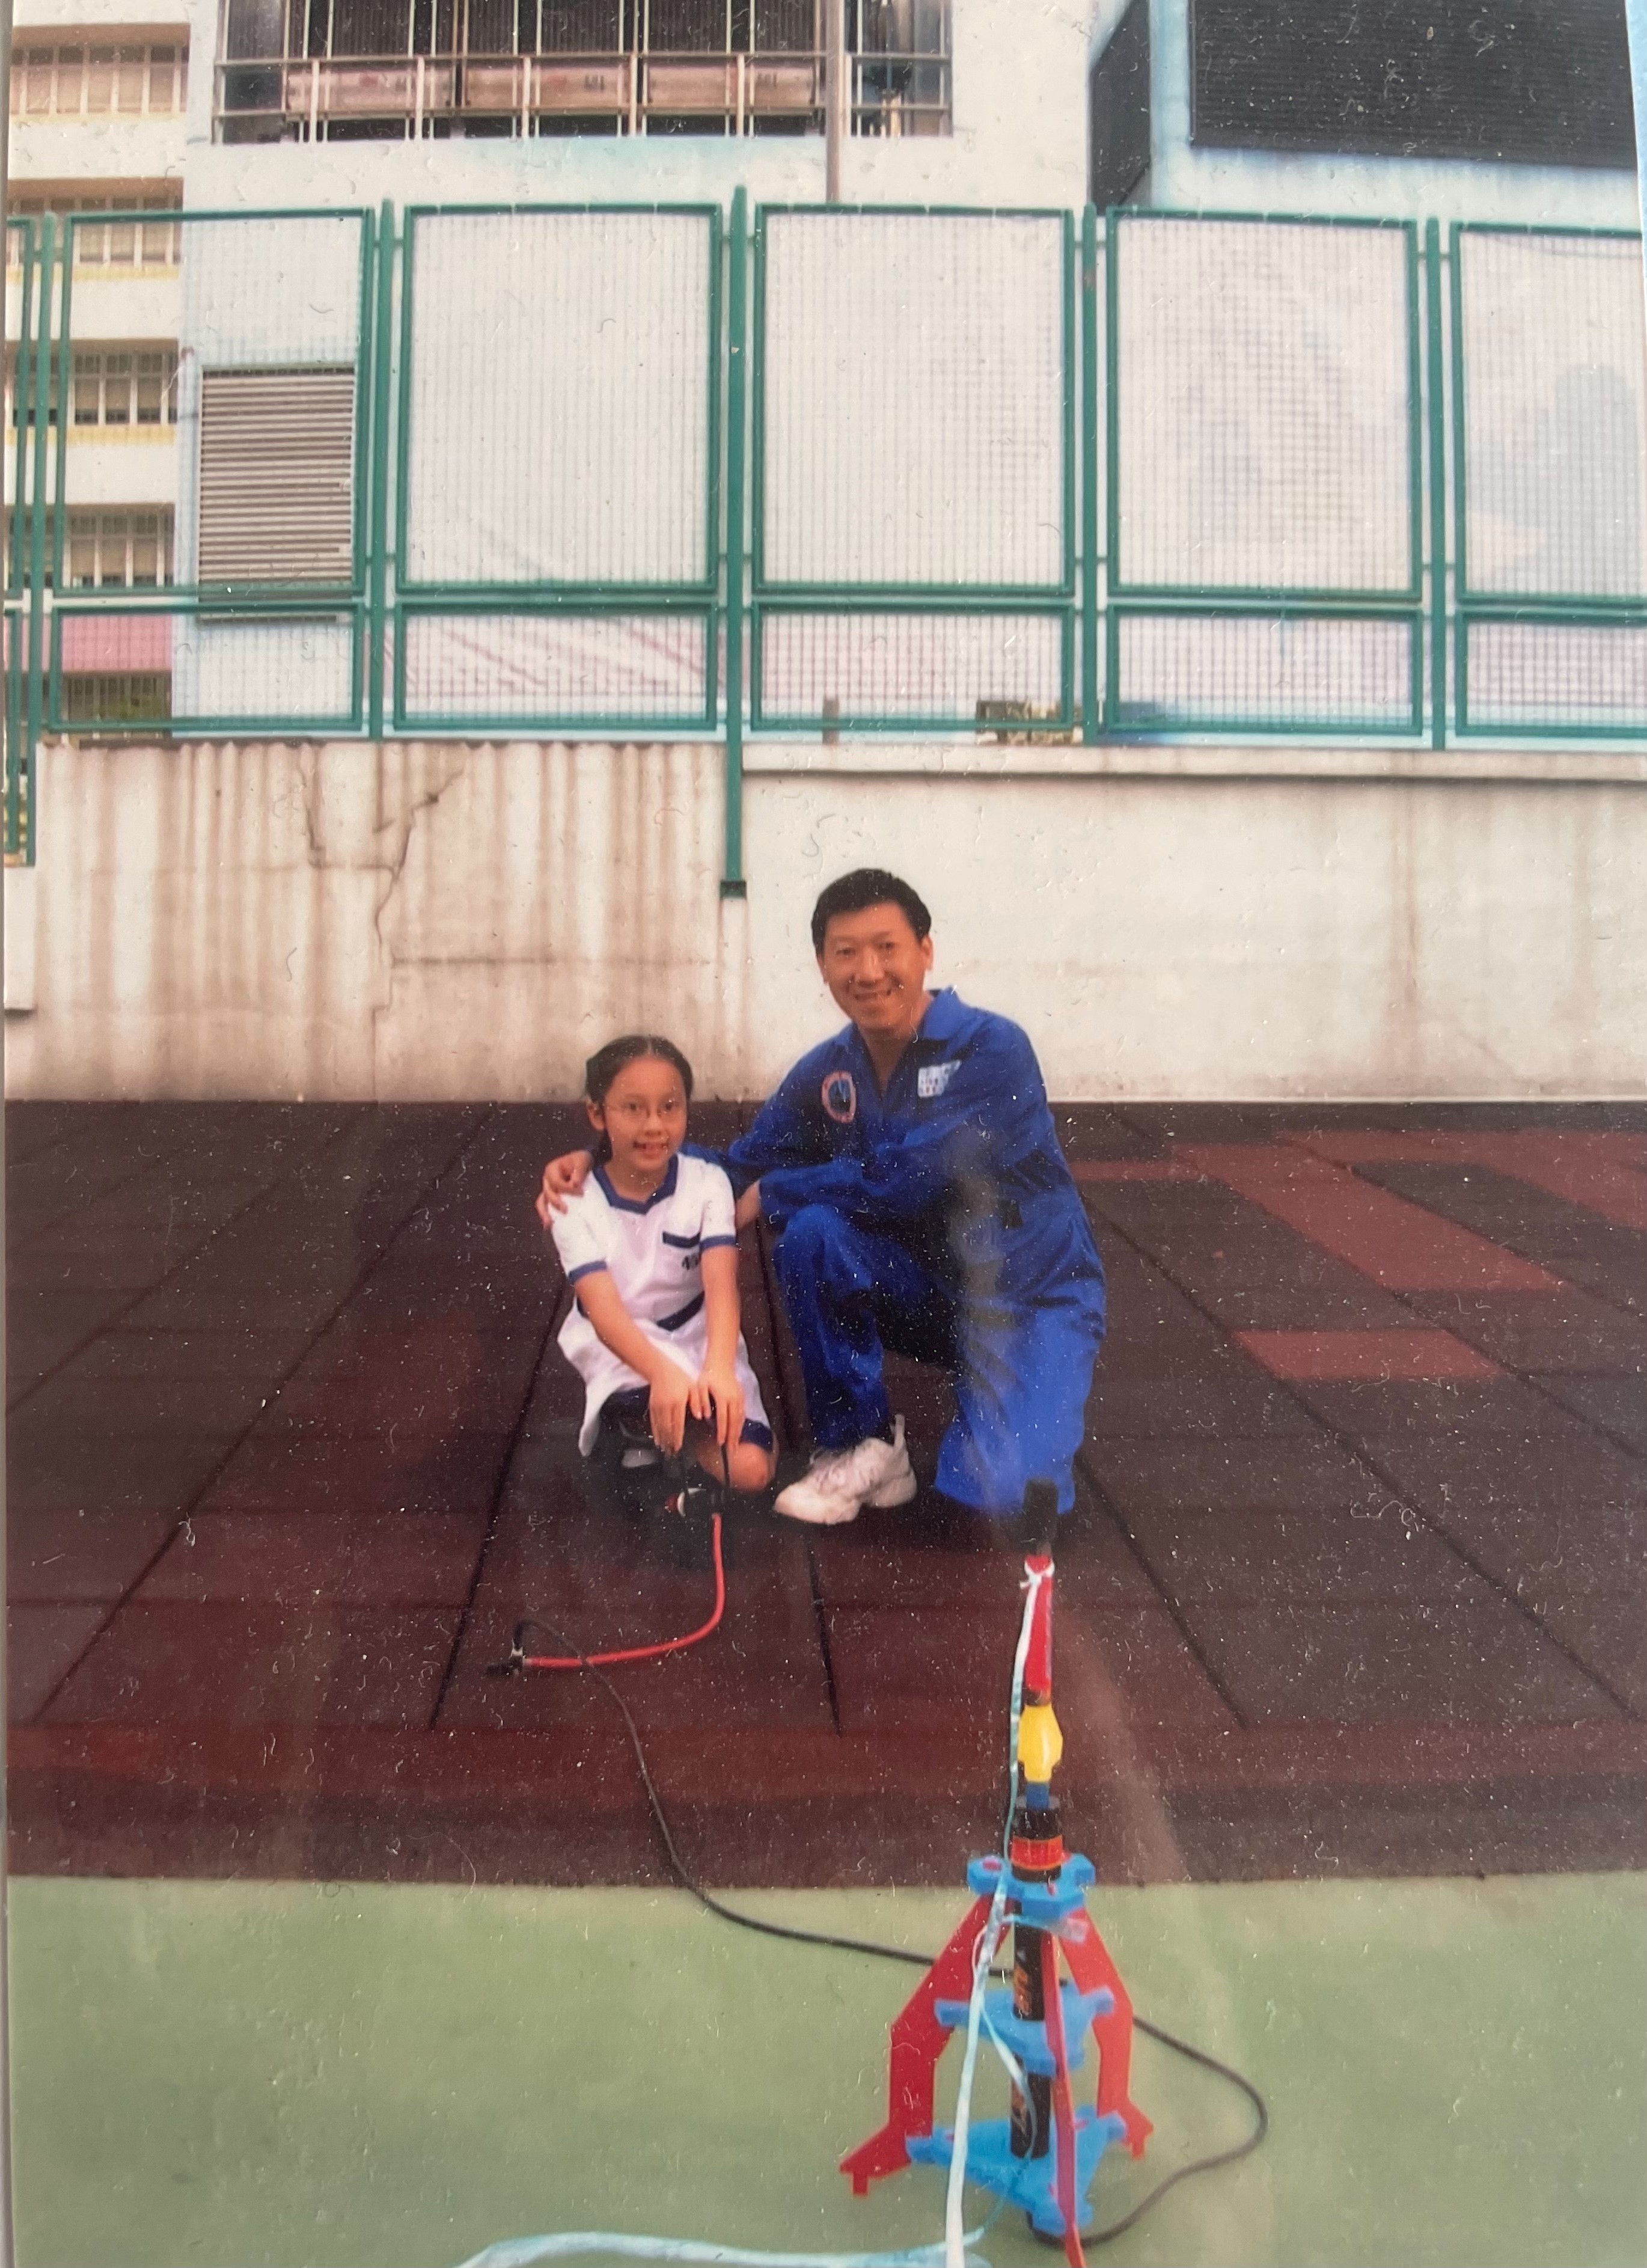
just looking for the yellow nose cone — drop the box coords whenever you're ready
[1018,1701,1063,1785]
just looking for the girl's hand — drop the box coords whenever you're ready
[691,1361,745,1449]
[733,1181,763,1231]
[649,1365,692,1455]
[536,1150,594,1224]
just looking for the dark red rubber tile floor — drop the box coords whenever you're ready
[7,1100,1646,1889]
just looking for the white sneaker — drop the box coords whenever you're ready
[620,1443,662,1470]
[774,1417,917,1526]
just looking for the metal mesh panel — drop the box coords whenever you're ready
[105,213,369,597]
[51,606,358,730]
[1112,216,1415,595]
[401,210,715,589]
[1456,231,1647,599]
[398,610,712,729]
[758,210,1068,590]
[1461,617,1647,733]
[754,610,1066,727]
[1113,611,1417,730]
[177,214,365,367]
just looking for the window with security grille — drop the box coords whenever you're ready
[197,367,356,585]
[1189,0,1636,168]
[60,671,170,724]
[216,0,948,135]
[67,510,174,588]
[4,348,59,430]
[72,347,180,427]
[7,187,184,270]
[4,509,174,590]
[11,40,189,118]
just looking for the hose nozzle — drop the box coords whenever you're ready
[1021,1478,1059,1559]
[483,1622,532,1677]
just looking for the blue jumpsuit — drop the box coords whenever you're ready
[714,989,1104,1518]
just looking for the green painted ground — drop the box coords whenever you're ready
[10,1871,1645,2268]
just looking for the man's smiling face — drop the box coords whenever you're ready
[817,900,935,1043]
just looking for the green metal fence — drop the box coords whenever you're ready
[6,197,1644,875]
[1104,210,1426,738]
[1450,223,1647,740]
[45,206,374,745]
[391,201,724,738]
[749,204,1077,738]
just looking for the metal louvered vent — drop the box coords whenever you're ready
[198,366,355,586]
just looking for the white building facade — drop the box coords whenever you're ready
[4,0,1645,1101]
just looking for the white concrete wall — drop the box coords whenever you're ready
[7,735,1645,1101]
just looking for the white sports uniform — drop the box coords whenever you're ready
[549,1151,772,1457]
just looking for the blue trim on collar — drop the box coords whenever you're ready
[594,1154,680,1214]
[912,986,967,1044]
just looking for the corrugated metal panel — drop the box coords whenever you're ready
[198,367,356,585]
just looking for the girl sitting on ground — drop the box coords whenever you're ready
[543,1034,776,1493]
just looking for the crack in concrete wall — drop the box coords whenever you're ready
[366,744,477,1090]
[8,738,1645,1100]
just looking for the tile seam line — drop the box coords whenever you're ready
[11,1716,1646,1793]
[1286,1132,1647,1319]
[1280,1140,1647,1463]
[1069,1454,1251,1731]
[1071,1242,1256,1729]
[426,1244,561,1731]
[1331,1433,1643,1723]
[6,1099,148,1180]
[748,1207,845,1736]
[804,1546,845,1738]
[1086,1194,1637,1722]
[1512,1371,1647,1470]
[4,1107,350,1414]
[750,1215,805,1454]
[4,1106,162,1271]
[748,1206,853,1732]
[1175,1142,1561,1296]
[1288,1127,1647,1235]
[24,1105,497,1728]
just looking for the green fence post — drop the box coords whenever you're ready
[49,213,73,601]
[24,215,57,858]
[4,613,18,860]
[367,201,396,738]
[8,226,34,600]
[1424,218,1447,751]
[1102,206,1121,733]
[721,187,748,899]
[6,228,32,857]
[1081,202,1100,745]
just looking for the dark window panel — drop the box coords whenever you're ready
[1190,0,1636,169]
[224,0,286,61]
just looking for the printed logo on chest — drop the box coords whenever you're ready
[821,1070,858,1124]
[917,1060,959,1100]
